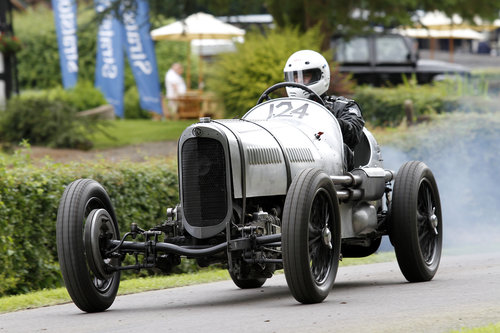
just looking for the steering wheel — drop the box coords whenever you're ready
[256,82,326,106]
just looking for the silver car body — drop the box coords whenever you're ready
[178,97,386,239]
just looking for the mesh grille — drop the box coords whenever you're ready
[181,138,228,227]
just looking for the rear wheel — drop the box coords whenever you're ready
[56,179,121,312]
[282,168,341,304]
[390,161,442,282]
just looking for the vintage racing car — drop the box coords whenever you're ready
[56,82,443,312]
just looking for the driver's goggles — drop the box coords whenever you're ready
[284,69,322,85]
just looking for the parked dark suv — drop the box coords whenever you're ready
[332,33,470,85]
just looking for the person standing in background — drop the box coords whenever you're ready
[165,62,187,119]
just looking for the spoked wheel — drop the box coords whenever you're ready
[390,161,442,282]
[282,168,341,304]
[56,179,121,312]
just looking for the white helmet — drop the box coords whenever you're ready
[283,50,330,98]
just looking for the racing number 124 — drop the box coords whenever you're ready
[267,102,309,120]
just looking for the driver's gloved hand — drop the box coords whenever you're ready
[344,144,354,171]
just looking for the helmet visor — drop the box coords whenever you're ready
[284,68,322,86]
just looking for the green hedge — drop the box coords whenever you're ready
[353,75,500,127]
[354,82,459,127]
[0,153,178,296]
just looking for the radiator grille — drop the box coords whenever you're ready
[181,138,228,227]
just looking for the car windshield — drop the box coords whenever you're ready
[334,37,369,63]
[375,36,409,63]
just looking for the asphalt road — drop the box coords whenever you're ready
[1,252,499,333]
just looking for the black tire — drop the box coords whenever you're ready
[282,168,341,304]
[56,179,121,312]
[389,161,442,282]
[229,270,266,289]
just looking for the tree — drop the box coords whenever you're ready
[264,0,500,50]
[142,0,500,50]
[147,0,266,23]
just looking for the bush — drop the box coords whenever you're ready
[46,81,107,111]
[354,75,500,127]
[206,26,338,118]
[124,85,151,119]
[0,154,179,296]
[21,81,107,112]
[14,7,98,90]
[354,79,460,127]
[0,96,100,149]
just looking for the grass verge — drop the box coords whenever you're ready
[0,269,230,314]
[450,322,500,333]
[91,119,197,149]
[0,252,395,313]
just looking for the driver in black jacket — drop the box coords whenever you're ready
[283,50,365,170]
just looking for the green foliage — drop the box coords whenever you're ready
[124,85,151,119]
[450,322,500,333]
[206,26,326,118]
[0,154,179,296]
[148,0,266,20]
[14,7,98,90]
[19,81,107,112]
[46,81,107,111]
[265,0,500,44]
[0,269,230,313]
[90,119,196,149]
[354,81,458,126]
[354,76,500,127]
[0,96,99,149]
[390,112,500,155]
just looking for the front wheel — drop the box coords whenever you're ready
[56,179,121,312]
[389,161,442,282]
[282,168,341,304]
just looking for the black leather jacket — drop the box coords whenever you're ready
[323,95,365,150]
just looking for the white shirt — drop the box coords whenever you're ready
[165,68,186,99]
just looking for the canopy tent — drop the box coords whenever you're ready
[151,12,245,89]
[397,27,484,40]
[151,12,245,41]
[402,10,498,61]
[191,38,244,57]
